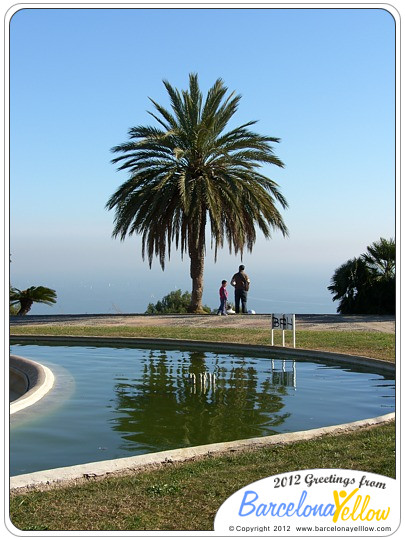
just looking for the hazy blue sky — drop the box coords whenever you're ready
[9,6,396,314]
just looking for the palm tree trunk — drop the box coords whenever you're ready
[17,299,33,316]
[188,214,206,313]
[189,248,205,313]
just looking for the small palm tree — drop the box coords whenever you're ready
[10,286,57,316]
[328,237,395,314]
[362,237,395,280]
[327,258,371,314]
[107,74,288,312]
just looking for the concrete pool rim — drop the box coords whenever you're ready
[10,354,55,415]
[9,335,395,490]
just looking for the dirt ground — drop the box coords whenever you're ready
[10,313,395,333]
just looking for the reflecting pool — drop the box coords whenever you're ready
[10,342,395,476]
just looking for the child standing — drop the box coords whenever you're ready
[217,280,228,316]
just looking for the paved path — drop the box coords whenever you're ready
[10,313,395,333]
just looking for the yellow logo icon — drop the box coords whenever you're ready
[333,489,390,523]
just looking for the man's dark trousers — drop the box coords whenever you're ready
[235,289,248,313]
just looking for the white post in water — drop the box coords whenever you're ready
[271,314,296,348]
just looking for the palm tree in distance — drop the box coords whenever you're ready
[10,286,57,316]
[107,74,288,312]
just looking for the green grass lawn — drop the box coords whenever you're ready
[10,422,395,531]
[9,323,396,531]
[10,325,395,361]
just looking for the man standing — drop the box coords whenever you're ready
[231,265,251,314]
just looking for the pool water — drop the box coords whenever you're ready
[10,343,395,476]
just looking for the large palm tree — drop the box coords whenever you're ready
[107,74,288,312]
[10,286,57,316]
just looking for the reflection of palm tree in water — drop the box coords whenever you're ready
[112,350,291,452]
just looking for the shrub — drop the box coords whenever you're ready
[145,289,212,314]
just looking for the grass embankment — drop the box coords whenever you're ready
[10,325,395,362]
[10,422,395,531]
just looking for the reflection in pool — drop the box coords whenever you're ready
[10,343,395,476]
